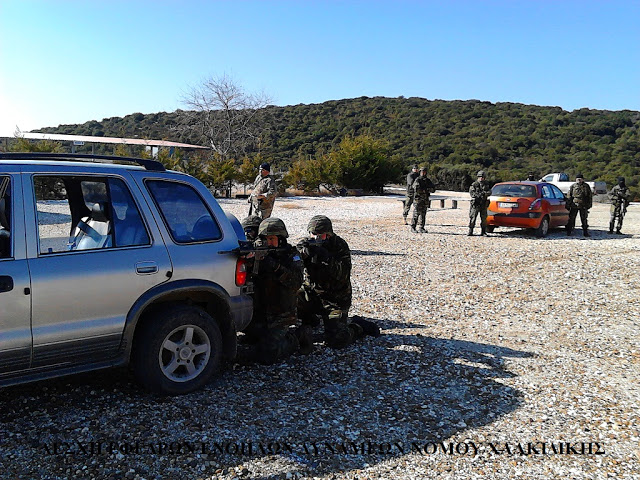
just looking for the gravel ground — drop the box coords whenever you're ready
[1,193,639,480]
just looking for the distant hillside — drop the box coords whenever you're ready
[37,96,640,195]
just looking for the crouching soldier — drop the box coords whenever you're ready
[241,215,262,242]
[245,217,306,364]
[297,215,379,349]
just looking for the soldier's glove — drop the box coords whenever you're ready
[296,240,312,261]
[260,255,280,273]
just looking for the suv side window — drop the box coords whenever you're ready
[0,176,11,259]
[146,180,222,243]
[34,175,149,254]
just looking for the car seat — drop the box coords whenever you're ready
[69,202,112,250]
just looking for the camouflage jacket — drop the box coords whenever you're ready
[608,185,631,208]
[412,176,436,201]
[569,182,593,209]
[302,234,352,306]
[469,180,491,208]
[406,171,419,194]
[251,174,277,209]
[253,242,303,317]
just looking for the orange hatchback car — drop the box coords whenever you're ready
[486,181,569,237]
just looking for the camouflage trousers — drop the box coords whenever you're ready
[402,192,414,217]
[244,312,298,364]
[567,207,589,233]
[609,204,626,232]
[412,197,429,228]
[297,286,362,349]
[468,205,487,230]
[251,200,274,220]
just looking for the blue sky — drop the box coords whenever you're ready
[1,0,638,135]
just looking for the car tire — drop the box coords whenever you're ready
[485,225,495,233]
[535,216,550,238]
[132,304,222,395]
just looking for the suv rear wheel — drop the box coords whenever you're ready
[132,305,222,395]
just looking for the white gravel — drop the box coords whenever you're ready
[1,193,638,480]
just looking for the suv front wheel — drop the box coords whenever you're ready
[132,305,222,395]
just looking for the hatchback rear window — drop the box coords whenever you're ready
[491,184,537,197]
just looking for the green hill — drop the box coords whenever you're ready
[37,96,640,196]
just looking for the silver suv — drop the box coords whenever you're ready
[0,153,252,394]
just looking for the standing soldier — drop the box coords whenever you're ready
[468,170,492,236]
[297,216,378,348]
[249,162,277,219]
[245,217,305,364]
[566,173,593,237]
[410,166,436,233]
[608,177,631,234]
[402,164,420,224]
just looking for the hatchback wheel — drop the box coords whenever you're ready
[535,216,550,238]
[132,305,222,395]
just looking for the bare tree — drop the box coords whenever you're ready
[178,74,272,162]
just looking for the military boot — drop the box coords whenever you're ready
[467,227,474,236]
[616,230,623,235]
[295,325,314,355]
[609,223,614,234]
[351,315,381,337]
[583,230,590,237]
[410,224,418,233]
[403,216,408,225]
[418,226,427,233]
[480,227,487,236]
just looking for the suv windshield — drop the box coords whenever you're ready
[492,184,537,198]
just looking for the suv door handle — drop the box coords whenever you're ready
[135,262,158,275]
[0,275,14,293]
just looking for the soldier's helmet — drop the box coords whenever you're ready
[477,170,485,177]
[307,215,333,235]
[258,217,288,238]
[241,215,262,230]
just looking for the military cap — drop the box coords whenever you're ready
[259,162,271,172]
[576,173,584,179]
[258,217,288,238]
[241,215,262,230]
[477,170,485,177]
[618,176,625,183]
[307,215,333,235]
[420,166,428,172]
[412,164,419,169]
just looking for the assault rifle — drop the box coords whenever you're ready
[250,243,289,275]
[296,237,330,265]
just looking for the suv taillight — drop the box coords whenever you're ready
[235,258,248,286]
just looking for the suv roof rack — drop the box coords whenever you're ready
[0,152,166,172]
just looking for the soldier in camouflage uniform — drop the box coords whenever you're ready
[468,170,492,236]
[403,165,419,224]
[566,173,593,237]
[245,217,305,364]
[608,177,631,234]
[410,167,436,233]
[240,215,262,242]
[249,162,277,219]
[297,215,365,349]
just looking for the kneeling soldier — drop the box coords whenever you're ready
[297,215,378,348]
[246,217,305,364]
